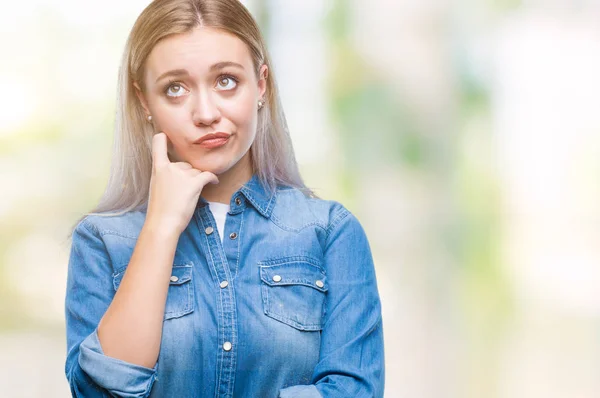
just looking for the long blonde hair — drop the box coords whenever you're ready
[75,0,315,230]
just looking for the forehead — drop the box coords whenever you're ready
[145,27,253,80]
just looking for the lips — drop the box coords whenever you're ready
[194,132,231,144]
[194,132,232,149]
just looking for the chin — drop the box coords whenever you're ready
[192,162,231,176]
[186,151,246,176]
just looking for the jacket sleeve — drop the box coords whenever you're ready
[65,219,158,398]
[279,206,385,398]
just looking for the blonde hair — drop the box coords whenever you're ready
[73,0,316,231]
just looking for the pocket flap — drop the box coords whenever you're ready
[169,265,192,285]
[260,261,328,292]
[113,263,192,291]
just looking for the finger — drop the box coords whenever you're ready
[152,132,171,167]
[174,162,193,170]
[193,171,219,186]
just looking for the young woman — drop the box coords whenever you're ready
[64,0,385,397]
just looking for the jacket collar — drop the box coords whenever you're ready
[198,173,276,219]
[238,173,277,218]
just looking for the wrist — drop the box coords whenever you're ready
[143,217,182,241]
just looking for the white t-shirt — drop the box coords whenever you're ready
[207,201,231,244]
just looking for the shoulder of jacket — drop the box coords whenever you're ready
[77,210,147,240]
[272,187,351,234]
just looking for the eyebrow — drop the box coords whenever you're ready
[154,62,245,83]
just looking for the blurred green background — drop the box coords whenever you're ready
[1,1,600,397]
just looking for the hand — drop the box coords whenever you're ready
[146,132,218,236]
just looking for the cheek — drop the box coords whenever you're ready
[224,95,257,131]
[152,105,187,138]
[153,104,185,129]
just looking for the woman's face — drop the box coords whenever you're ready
[135,27,267,176]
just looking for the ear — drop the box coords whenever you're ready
[258,64,268,98]
[133,81,151,115]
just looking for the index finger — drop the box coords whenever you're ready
[152,132,170,167]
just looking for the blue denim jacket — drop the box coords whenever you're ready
[65,174,385,397]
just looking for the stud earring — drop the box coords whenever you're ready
[147,115,152,122]
[258,100,264,109]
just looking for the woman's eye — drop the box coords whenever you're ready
[165,83,187,98]
[216,75,238,91]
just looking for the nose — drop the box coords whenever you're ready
[192,90,221,126]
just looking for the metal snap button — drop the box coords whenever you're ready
[272,275,282,282]
[223,341,232,351]
[220,280,229,289]
[235,197,242,205]
[229,232,237,239]
[205,226,214,235]
[315,280,324,288]
[170,275,179,282]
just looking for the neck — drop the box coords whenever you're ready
[201,151,253,204]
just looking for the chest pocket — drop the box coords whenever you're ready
[112,263,195,320]
[259,256,328,331]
